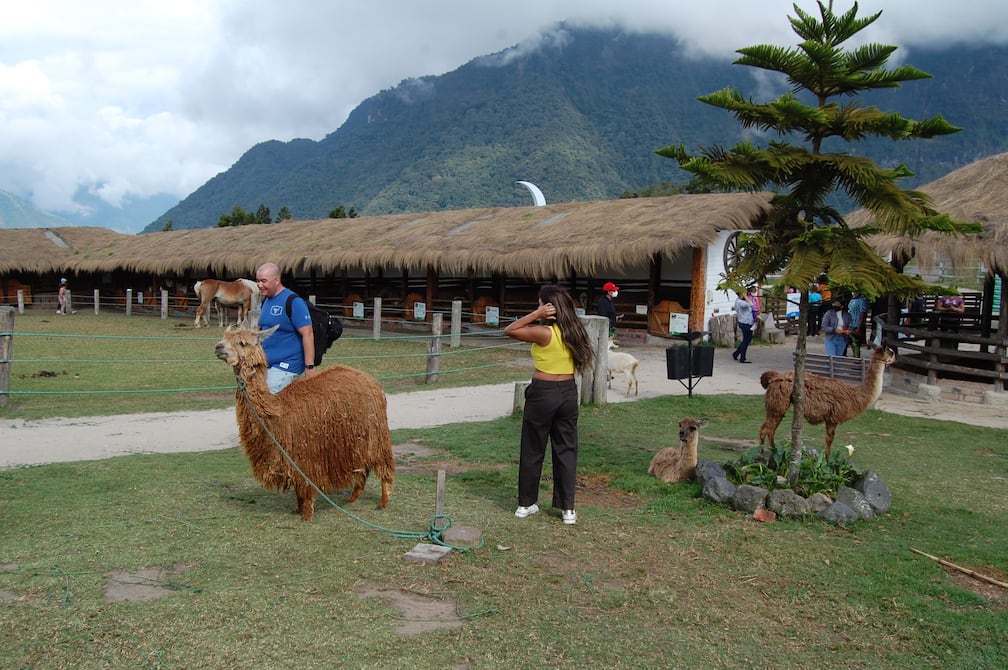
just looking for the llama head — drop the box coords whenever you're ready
[872,346,897,366]
[214,324,278,372]
[678,417,708,442]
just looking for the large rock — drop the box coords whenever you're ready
[767,488,812,518]
[854,470,891,515]
[702,476,736,505]
[819,501,859,525]
[836,486,874,520]
[732,484,768,513]
[695,460,726,487]
[807,492,833,513]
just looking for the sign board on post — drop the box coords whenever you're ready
[669,312,689,335]
[485,306,499,326]
[353,302,364,319]
[414,302,427,320]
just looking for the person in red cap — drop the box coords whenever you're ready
[598,282,621,335]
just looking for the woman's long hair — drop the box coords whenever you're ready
[539,284,595,373]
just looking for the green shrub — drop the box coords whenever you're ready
[723,443,861,498]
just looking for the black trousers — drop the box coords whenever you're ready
[518,379,579,510]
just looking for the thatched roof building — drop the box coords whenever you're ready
[0,192,774,278]
[853,152,1008,277]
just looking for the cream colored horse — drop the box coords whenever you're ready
[193,278,259,327]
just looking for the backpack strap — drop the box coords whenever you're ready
[284,292,315,368]
[284,292,296,329]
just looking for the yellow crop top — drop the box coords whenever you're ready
[531,324,575,374]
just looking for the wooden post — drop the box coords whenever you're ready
[16,289,25,314]
[161,289,169,319]
[93,288,100,315]
[450,299,462,348]
[425,312,443,384]
[126,289,133,317]
[372,297,382,339]
[0,306,13,407]
[581,314,609,406]
[689,246,706,334]
[433,470,447,532]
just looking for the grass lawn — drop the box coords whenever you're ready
[1,311,1006,668]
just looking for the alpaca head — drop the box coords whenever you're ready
[214,324,277,374]
[678,417,708,444]
[608,338,619,351]
[871,346,897,366]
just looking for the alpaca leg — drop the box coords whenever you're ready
[824,423,837,459]
[632,372,639,396]
[379,476,392,509]
[295,483,315,521]
[759,415,782,447]
[346,470,367,504]
[625,372,633,397]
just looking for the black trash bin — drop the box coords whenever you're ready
[666,346,715,379]
[666,332,714,379]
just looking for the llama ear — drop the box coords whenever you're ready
[257,324,279,342]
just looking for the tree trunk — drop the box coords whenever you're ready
[787,291,809,485]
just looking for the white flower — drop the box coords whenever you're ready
[845,444,855,456]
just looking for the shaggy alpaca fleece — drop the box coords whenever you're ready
[758,347,895,457]
[215,325,395,521]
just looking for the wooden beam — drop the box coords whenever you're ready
[689,246,706,333]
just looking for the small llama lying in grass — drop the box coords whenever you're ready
[648,417,707,483]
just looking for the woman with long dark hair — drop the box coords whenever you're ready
[504,284,594,525]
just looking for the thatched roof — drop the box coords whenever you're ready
[1,192,774,279]
[852,152,1008,276]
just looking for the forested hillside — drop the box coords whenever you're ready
[146,27,1008,232]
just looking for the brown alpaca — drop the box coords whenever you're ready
[759,347,896,457]
[648,417,707,483]
[215,325,395,521]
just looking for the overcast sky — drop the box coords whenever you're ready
[2,0,1006,223]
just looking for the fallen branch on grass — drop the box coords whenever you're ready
[910,547,1008,589]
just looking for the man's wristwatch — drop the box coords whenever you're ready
[305,365,315,369]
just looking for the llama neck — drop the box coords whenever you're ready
[684,435,699,467]
[234,365,280,418]
[857,358,888,408]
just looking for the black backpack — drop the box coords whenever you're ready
[284,293,343,365]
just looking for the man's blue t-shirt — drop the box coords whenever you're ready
[259,288,312,373]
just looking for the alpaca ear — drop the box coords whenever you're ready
[257,324,280,342]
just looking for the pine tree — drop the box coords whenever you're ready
[657,1,976,480]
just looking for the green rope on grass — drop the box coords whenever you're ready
[236,377,483,552]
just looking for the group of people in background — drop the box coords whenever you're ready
[778,276,867,357]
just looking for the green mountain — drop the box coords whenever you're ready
[145,27,1008,232]
[0,190,71,229]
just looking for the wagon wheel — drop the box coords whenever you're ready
[723,232,744,274]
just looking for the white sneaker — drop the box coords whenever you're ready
[562,509,577,525]
[514,504,539,518]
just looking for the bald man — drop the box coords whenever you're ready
[255,262,316,392]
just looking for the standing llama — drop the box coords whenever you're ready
[607,339,640,397]
[648,417,708,483]
[214,324,395,521]
[759,346,896,457]
[194,278,258,328]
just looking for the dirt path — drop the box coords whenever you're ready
[2,340,1004,469]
